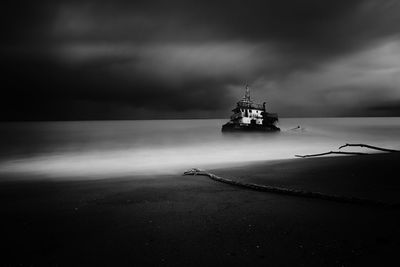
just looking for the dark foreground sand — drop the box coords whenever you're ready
[1,153,400,266]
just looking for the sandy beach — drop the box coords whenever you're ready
[1,153,400,266]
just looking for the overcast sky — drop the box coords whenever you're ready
[1,0,400,120]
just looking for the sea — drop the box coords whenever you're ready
[0,118,399,179]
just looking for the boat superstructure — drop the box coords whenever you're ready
[222,85,280,132]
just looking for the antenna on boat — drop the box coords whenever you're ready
[244,83,251,102]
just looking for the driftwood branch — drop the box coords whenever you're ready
[295,151,368,158]
[296,143,400,158]
[183,168,398,208]
[338,143,400,153]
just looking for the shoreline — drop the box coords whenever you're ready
[1,153,400,266]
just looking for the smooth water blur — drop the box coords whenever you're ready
[0,118,399,179]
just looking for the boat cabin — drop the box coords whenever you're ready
[230,85,266,125]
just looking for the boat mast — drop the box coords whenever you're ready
[244,83,251,102]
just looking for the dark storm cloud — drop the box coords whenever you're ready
[50,0,400,57]
[368,101,400,116]
[1,0,400,120]
[1,50,240,119]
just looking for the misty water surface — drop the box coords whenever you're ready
[0,118,399,179]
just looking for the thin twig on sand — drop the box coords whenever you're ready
[338,143,400,153]
[295,143,400,158]
[295,151,368,158]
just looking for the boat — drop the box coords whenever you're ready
[221,85,280,132]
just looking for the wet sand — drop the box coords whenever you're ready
[1,153,400,266]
